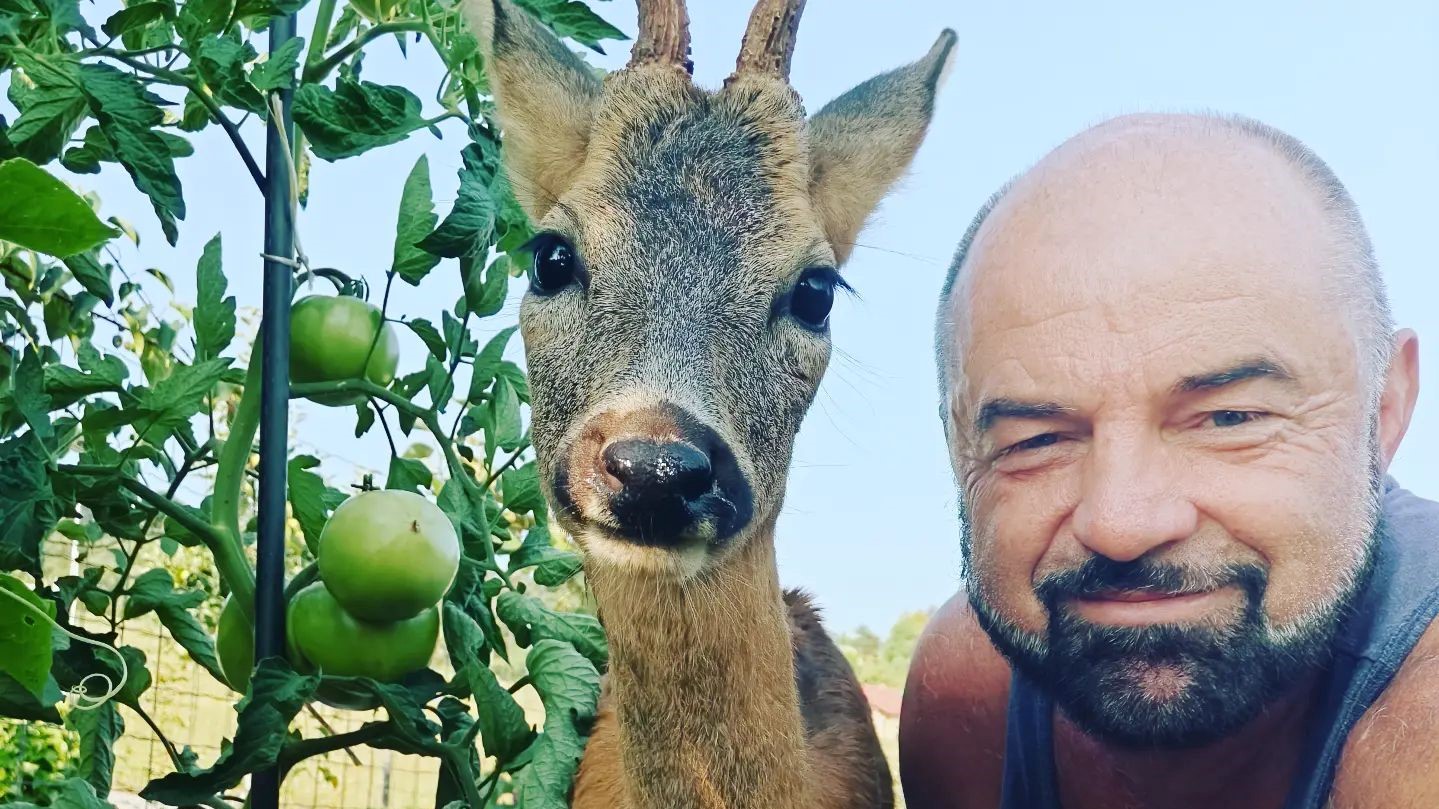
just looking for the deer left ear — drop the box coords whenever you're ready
[805,30,957,266]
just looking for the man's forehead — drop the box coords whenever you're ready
[945,116,1351,402]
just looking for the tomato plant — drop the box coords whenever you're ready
[0,0,623,805]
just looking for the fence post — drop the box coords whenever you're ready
[252,10,299,808]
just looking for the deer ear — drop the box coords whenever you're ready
[462,0,602,222]
[805,30,957,266]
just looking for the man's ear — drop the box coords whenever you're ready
[805,30,957,266]
[462,0,602,223]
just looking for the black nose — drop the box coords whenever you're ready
[602,439,714,544]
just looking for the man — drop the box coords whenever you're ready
[900,112,1436,809]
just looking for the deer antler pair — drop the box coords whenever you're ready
[628,0,807,82]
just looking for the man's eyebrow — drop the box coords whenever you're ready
[973,398,1076,433]
[1172,357,1296,395]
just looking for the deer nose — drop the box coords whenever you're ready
[603,440,714,502]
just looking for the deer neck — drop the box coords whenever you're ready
[587,520,811,808]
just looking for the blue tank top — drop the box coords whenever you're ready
[999,475,1439,809]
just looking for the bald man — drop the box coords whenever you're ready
[901,113,1437,809]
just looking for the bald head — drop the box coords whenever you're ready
[935,113,1394,428]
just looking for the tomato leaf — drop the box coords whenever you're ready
[194,233,236,361]
[69,699,123,798]
[406,317,447,363]
[490,375,522,451]
[121,570,226,682]
[392,155,441,285]
[386,455,432,494]
[507,525,581,587]
[462,658,534,762]
[0,573,55,699]
[0,431,59,576]
[463,255,509,319]
[467,326,516,401]
[140,658,320,804]
[417,141,496,259]
[175,0,234,43]
[515,0,626,51]
[64,251,114,305]
[293,77,427,161]
[496,591,606,671]
[77,63,186,245]
[288,455,347,556]
[6,52,88,165]
[102,2,171,38]
[250,36,304,92]
[0,158,117,257]
[510,639,601,809]
[129,357,231,441]
[193,34,265,114]
[6,777,116,808]
[501,462,543,516]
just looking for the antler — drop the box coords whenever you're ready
[731,0,807,81]
[628,0,693,74]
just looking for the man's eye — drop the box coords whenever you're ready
[1209,410,1262,428]
[1000,433,1060,456]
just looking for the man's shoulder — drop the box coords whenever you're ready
[1330,615,1439,807]
[898,590,1013,808]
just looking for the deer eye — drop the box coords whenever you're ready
[788,267,844,331]
[526,234,580,295]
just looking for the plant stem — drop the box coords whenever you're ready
[303,0,339,74]
[279,722,390,773]
[131,701,185,770]
[304,704,363,766]
[91,51,265,191]
[303,21,429,83]
[442,747,487,809]
[208,348,266,619]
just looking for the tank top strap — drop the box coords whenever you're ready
[999,670,1063,809]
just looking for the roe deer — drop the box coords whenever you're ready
[460,0,955,805]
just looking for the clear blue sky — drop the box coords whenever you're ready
[37,0,1439,635]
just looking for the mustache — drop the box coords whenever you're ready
[1035,555,1268,606]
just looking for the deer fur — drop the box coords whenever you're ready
[459,1,956,805]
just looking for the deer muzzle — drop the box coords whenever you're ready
[555,402,754,549]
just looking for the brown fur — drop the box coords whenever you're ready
[459,1,956,806]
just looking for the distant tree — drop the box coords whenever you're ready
[837,609,933,689]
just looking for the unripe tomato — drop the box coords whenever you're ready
[215,595,253,693]
[286,581,440,682]
[289,294,400,406]
[318,489,460,622]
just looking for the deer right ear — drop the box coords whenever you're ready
[461,0,602,223]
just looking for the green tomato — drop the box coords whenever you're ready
[286,581,440,682]
[318,489,460,622]
[215,595,253,694]
[347,0,402,23]
[289,294,400,406]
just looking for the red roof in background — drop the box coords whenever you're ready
[862,683,903,718]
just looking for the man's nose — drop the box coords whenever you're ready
[1070,433,1199,562]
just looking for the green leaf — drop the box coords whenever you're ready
[501,462,543,515]
[193,233,236,361]
[468,326,516,401]
[392,155,441,285]
[63,252,114,305]
[43,345,127,409]
[418,142,497,259]
[293,77,427,161]
[250,36,305,92]
[496,590,606,670]
[0,432,58,575]
[0,572,55,699]
[8,348,54,446]
[0,670,64,722]
[7,52,88,165]
[132,357,231,440]
[425,354,454,411]
[69,699,124,798]
[140,658,320,804]
[193,34,265,114]
[175,0,234,42]
[0,158,117,257]
[386,455,432,493]
[490,376,522,451]
[462,255,510,319]
[515,0,626,51]
[288,455,346,556]
[508,525,581,586]
[511,640,601,809]
[464,658,534,762]
[9,777,117,809]
[122,570,227,683]
[406,318,446,363]
[102,2,171,38]
[77,64,185,245]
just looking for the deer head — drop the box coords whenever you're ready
[465,0,956,579]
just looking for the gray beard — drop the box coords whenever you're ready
[957,450,1386,749]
